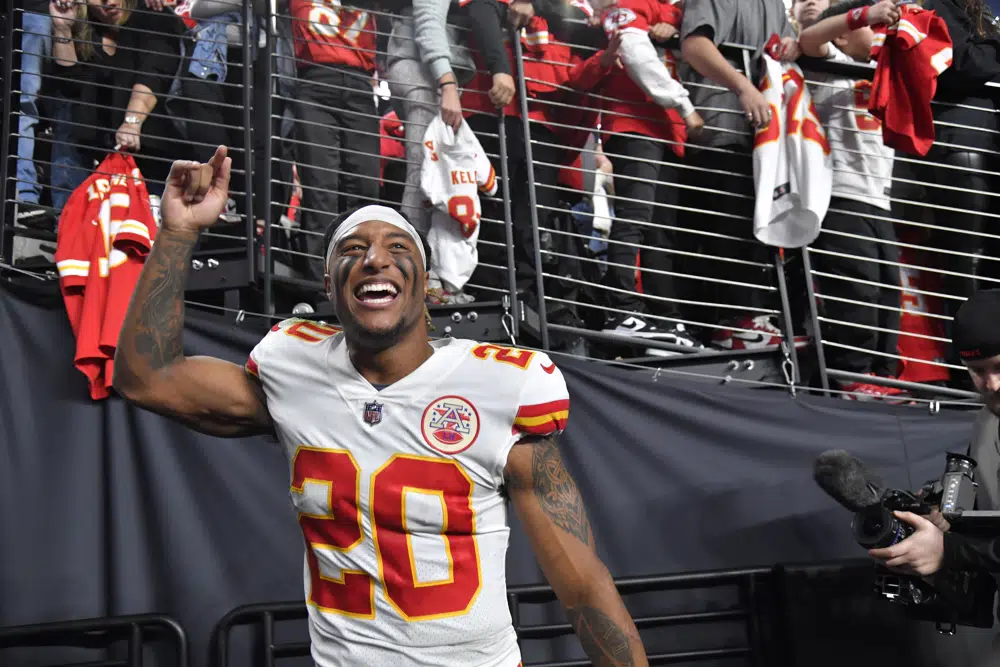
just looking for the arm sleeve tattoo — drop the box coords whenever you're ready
[566,606,638,667]
[507,436,594,547]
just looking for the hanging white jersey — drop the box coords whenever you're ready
[752,35,832,248]
[421,116,498,292]
[808,45,894,211]
[246,319,569,667]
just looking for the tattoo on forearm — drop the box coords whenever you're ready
[129,231,197,371]
[566,606,636,667]
[528,437,593,546]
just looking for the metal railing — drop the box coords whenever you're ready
[210,567,780,667]
[0,613,189,667]
[0,2,993,403]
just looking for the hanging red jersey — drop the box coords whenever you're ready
[869,5,952,156]
[55,153,158,401]
[896,230,950,385]
[289,0,377,72]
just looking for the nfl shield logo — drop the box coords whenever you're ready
[363,401,383,426]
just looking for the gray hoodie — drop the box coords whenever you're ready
[387,0,475,83]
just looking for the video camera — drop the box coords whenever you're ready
[815,451,998,632]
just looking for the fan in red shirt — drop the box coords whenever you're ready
[589,0,703,351]
[288,0,381,285]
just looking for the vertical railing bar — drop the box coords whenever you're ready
[0,6,18,262]
[260,0,275,316]
[512,32,549,349]
[773,249,802,388]
[128,623,142,667]
[507,591,523,658]
[496,113,520,338]
[241,0,255,287]
[262,612,275,667]
[802,248,831,393]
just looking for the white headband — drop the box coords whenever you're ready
[326,205,427,270]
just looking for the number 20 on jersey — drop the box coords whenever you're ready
[292,448,482,621]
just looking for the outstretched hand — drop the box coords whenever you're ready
[160,145,232,234]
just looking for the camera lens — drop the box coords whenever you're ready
[852,505,913,549]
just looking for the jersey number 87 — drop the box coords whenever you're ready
[292,448,482,621]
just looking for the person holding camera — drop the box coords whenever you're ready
[868,289,1000,578]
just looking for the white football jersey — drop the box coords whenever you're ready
[246,319,570,667]
[753,49,833,248]
[808,45,894,211]
[421,116,498,292]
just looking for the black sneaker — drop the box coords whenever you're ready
[602,315,702,355]
[16,203,56,230]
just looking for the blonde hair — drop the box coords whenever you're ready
[72,0,136,61]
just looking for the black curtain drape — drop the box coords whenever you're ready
[1,284,996,666]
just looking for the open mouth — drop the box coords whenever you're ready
[354,281,400,306]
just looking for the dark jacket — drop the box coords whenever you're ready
[924,0,1000,152]
[48,6,184,159]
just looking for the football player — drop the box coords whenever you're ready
[113,145,650,667]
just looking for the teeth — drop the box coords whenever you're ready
[356,282,399,297]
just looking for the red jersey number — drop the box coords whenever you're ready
[291,449,482,620]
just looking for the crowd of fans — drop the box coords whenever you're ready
[9,0,1000,400]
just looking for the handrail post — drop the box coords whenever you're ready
[512,31,549,350]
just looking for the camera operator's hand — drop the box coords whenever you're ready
[868,511,945,576]
[927,508,951,533]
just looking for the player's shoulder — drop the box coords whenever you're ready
[250,318,343,367]
[451,339,566,385]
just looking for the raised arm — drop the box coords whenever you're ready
[505,436,648,667]
[113,146,272,438]
[798,0,896,58]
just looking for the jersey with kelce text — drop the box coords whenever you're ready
[247,320,569,667]
[753,34,832,249]
[421,116,498,292]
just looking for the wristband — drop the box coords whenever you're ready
[55,35,72,44]
[438,81,457,90]
[846,6,870,31]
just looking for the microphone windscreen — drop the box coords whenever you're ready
[813,449,885,512]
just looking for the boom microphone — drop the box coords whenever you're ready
[813,449,885,512]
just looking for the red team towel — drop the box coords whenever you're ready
[869,4,953,156]
[55,153,158,400]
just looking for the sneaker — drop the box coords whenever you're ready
[426,287,474,305]
[16,202,56,230]
[839,375,909,403]
[711,315,807,351]
[218,197,240,224]
[603,315,702,356]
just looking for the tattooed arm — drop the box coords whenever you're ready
[113,146,272,438]
[504,437,648,667]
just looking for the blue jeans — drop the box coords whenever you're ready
[49,91,91,213]
[15,11,51,205]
